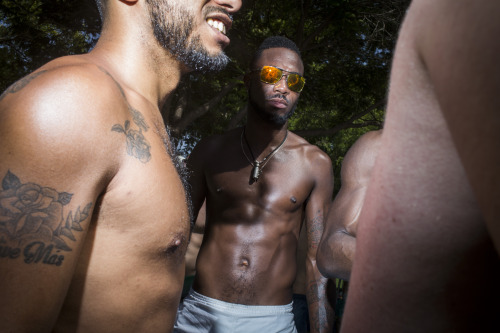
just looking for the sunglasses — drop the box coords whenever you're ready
[252,65,306,93]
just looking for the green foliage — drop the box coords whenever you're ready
[168,0,410,190]
[0,0,411,190]
[0,0,100,91]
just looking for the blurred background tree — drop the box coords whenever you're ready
[0,0,411,191]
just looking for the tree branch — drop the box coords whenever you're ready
[294,99,386,137]
[173,78,243,134]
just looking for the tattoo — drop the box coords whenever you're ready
[0,171,92,266]
[307,279,336,332]
[96,66,153,163]
[112,119,151,163]
[308,210,324,249]
[0,71,47,102]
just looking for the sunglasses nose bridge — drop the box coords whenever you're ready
[273,73,290,92]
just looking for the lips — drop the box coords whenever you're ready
[268,97,288,108]
[206,11,232,36]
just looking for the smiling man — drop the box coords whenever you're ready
[0,0,241,332]
[176,36,335,333]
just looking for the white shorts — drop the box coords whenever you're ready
[174,289,297,333]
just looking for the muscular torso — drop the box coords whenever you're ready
[343,6,500,332]
[0,55,190,332]
[192,130,315,305]
[56,136,190,332]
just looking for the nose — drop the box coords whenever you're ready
[273,75,290,94]
[213,0,242,13]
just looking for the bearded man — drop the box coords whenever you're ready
[176,36,335,333]
[0,0,241,332]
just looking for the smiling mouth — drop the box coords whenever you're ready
[207,18,227,35]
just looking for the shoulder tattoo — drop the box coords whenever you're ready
[0,70,48,102]
[111,107,152,164]
[97,66,152,163]
[0,171,92,267]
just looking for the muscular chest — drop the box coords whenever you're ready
[205,153,313,215]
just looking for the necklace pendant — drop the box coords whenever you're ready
[251,161,261,181]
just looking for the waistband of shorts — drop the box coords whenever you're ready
[188,288,293,315]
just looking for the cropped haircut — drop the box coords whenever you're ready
[249,36,302,70]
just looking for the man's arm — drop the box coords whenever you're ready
[317,130,382,280]
[416,0,500,253]
[0,66,118,331]
[304,149,335,333]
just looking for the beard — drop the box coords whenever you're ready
[147,1,230,73]
[249,93,298,126]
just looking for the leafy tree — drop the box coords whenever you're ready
[0,0,100,91]
[0,0,411,190]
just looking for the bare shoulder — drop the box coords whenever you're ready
[189,128,241,161]
[341,130,383,180]
[289,131,331,163]
[288,132,333,181]
[0,56,127,184]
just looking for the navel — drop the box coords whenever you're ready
[240,258,250,267]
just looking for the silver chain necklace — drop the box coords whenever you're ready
[240,127,288,182]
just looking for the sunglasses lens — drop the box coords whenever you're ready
[287,74,305,92]
[260,66,282,84]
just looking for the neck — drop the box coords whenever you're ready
[90,7,187,110]
[244,113,288,159]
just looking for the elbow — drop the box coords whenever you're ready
[316,241,336,279]
[317,238,353,281]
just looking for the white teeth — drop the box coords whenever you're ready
[207,18,226,35]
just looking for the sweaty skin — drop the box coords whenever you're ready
[188,47,335,332]
[341,0,500,332]
[317,130,382,281]
[0,0,241,332]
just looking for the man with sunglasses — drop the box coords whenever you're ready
[176,36,335,332]
[0,0,242,332]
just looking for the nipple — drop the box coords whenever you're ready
[290,196,297,204]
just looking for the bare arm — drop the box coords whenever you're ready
[317,130,382,280]
[0,66,120,331]
[304,150,335,333]
[417,0,500,254]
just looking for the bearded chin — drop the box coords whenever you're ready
[249,98,297,126]
[175,36,230,73]
[149,2,230,73]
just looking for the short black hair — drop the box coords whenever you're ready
[250,36,302,70]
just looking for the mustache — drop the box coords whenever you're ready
[267,94,289,103]
[203,5,234,22]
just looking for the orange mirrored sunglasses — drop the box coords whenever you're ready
[252,65,306,93]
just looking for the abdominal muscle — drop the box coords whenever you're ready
[194,222,298,306]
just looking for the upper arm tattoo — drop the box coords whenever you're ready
[0,171,92,266]
[0,71,48,102]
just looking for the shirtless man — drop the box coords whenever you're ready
[317,130,382,281]
[341,0,500,332]
[175,36,335,332]
[0,0,241,331]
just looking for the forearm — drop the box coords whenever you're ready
[306,262,336,333]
